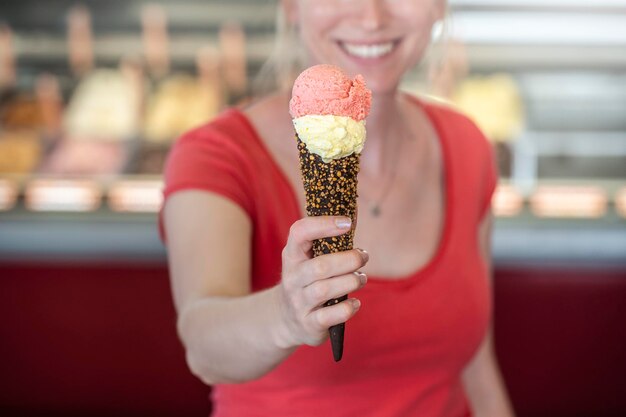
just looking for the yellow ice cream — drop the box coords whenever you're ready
[292,115,366,163]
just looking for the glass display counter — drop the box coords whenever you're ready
[1,176,624,267]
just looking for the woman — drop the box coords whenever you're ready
[161,0,515,416]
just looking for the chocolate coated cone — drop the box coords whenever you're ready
[296,135,359,361]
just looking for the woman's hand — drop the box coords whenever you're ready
[275,216,368,348]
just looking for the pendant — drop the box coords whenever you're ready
[370,204,381,217]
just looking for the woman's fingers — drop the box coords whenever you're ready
[309,298,362,333]
[283,216,352,263]
[294,249,368,288]
[278,216,367,348]
[303,271,367,309]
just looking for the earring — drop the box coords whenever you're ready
[431,19,444,42]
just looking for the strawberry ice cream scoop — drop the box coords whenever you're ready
[289,64,371,121]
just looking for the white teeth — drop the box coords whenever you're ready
[342,42,394,58]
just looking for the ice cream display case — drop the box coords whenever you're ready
[0,1,625,417]
[0,0,623,263]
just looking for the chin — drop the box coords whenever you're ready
[363,78,400,96]
[348,66,403,95]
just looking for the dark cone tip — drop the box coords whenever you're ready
[329,323,345,362]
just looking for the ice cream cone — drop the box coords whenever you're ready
[290,64,371,362]
[297,135,359,361]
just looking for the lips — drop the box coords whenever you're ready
[339,40,399,59]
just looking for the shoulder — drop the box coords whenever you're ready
[241,93,295,149]
[161,108,263,228]
[163,108,263,200]
[165,107,267,180]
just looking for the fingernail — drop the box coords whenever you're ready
[356,248,369,262]
[354,271,367,285]
[351,299,361,311]
[335,217,352,229]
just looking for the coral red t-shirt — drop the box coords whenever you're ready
[160,98,497,417]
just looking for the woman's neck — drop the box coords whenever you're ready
[360,92,411,176]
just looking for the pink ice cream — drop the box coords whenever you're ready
[289,64,371,121]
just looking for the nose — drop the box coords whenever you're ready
[359,0,388,30]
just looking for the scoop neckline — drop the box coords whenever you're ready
[230,96,452,287]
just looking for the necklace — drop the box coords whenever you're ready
[363,134,404,217]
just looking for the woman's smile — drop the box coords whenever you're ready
[338,39,400,60]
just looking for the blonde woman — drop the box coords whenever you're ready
[161,1,515,416]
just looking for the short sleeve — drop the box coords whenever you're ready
[158,116,255,241]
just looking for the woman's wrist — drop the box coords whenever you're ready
[268,284,300,351]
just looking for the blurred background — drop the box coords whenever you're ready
[0,0,624,416]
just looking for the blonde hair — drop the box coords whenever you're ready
[253,7,303,96]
